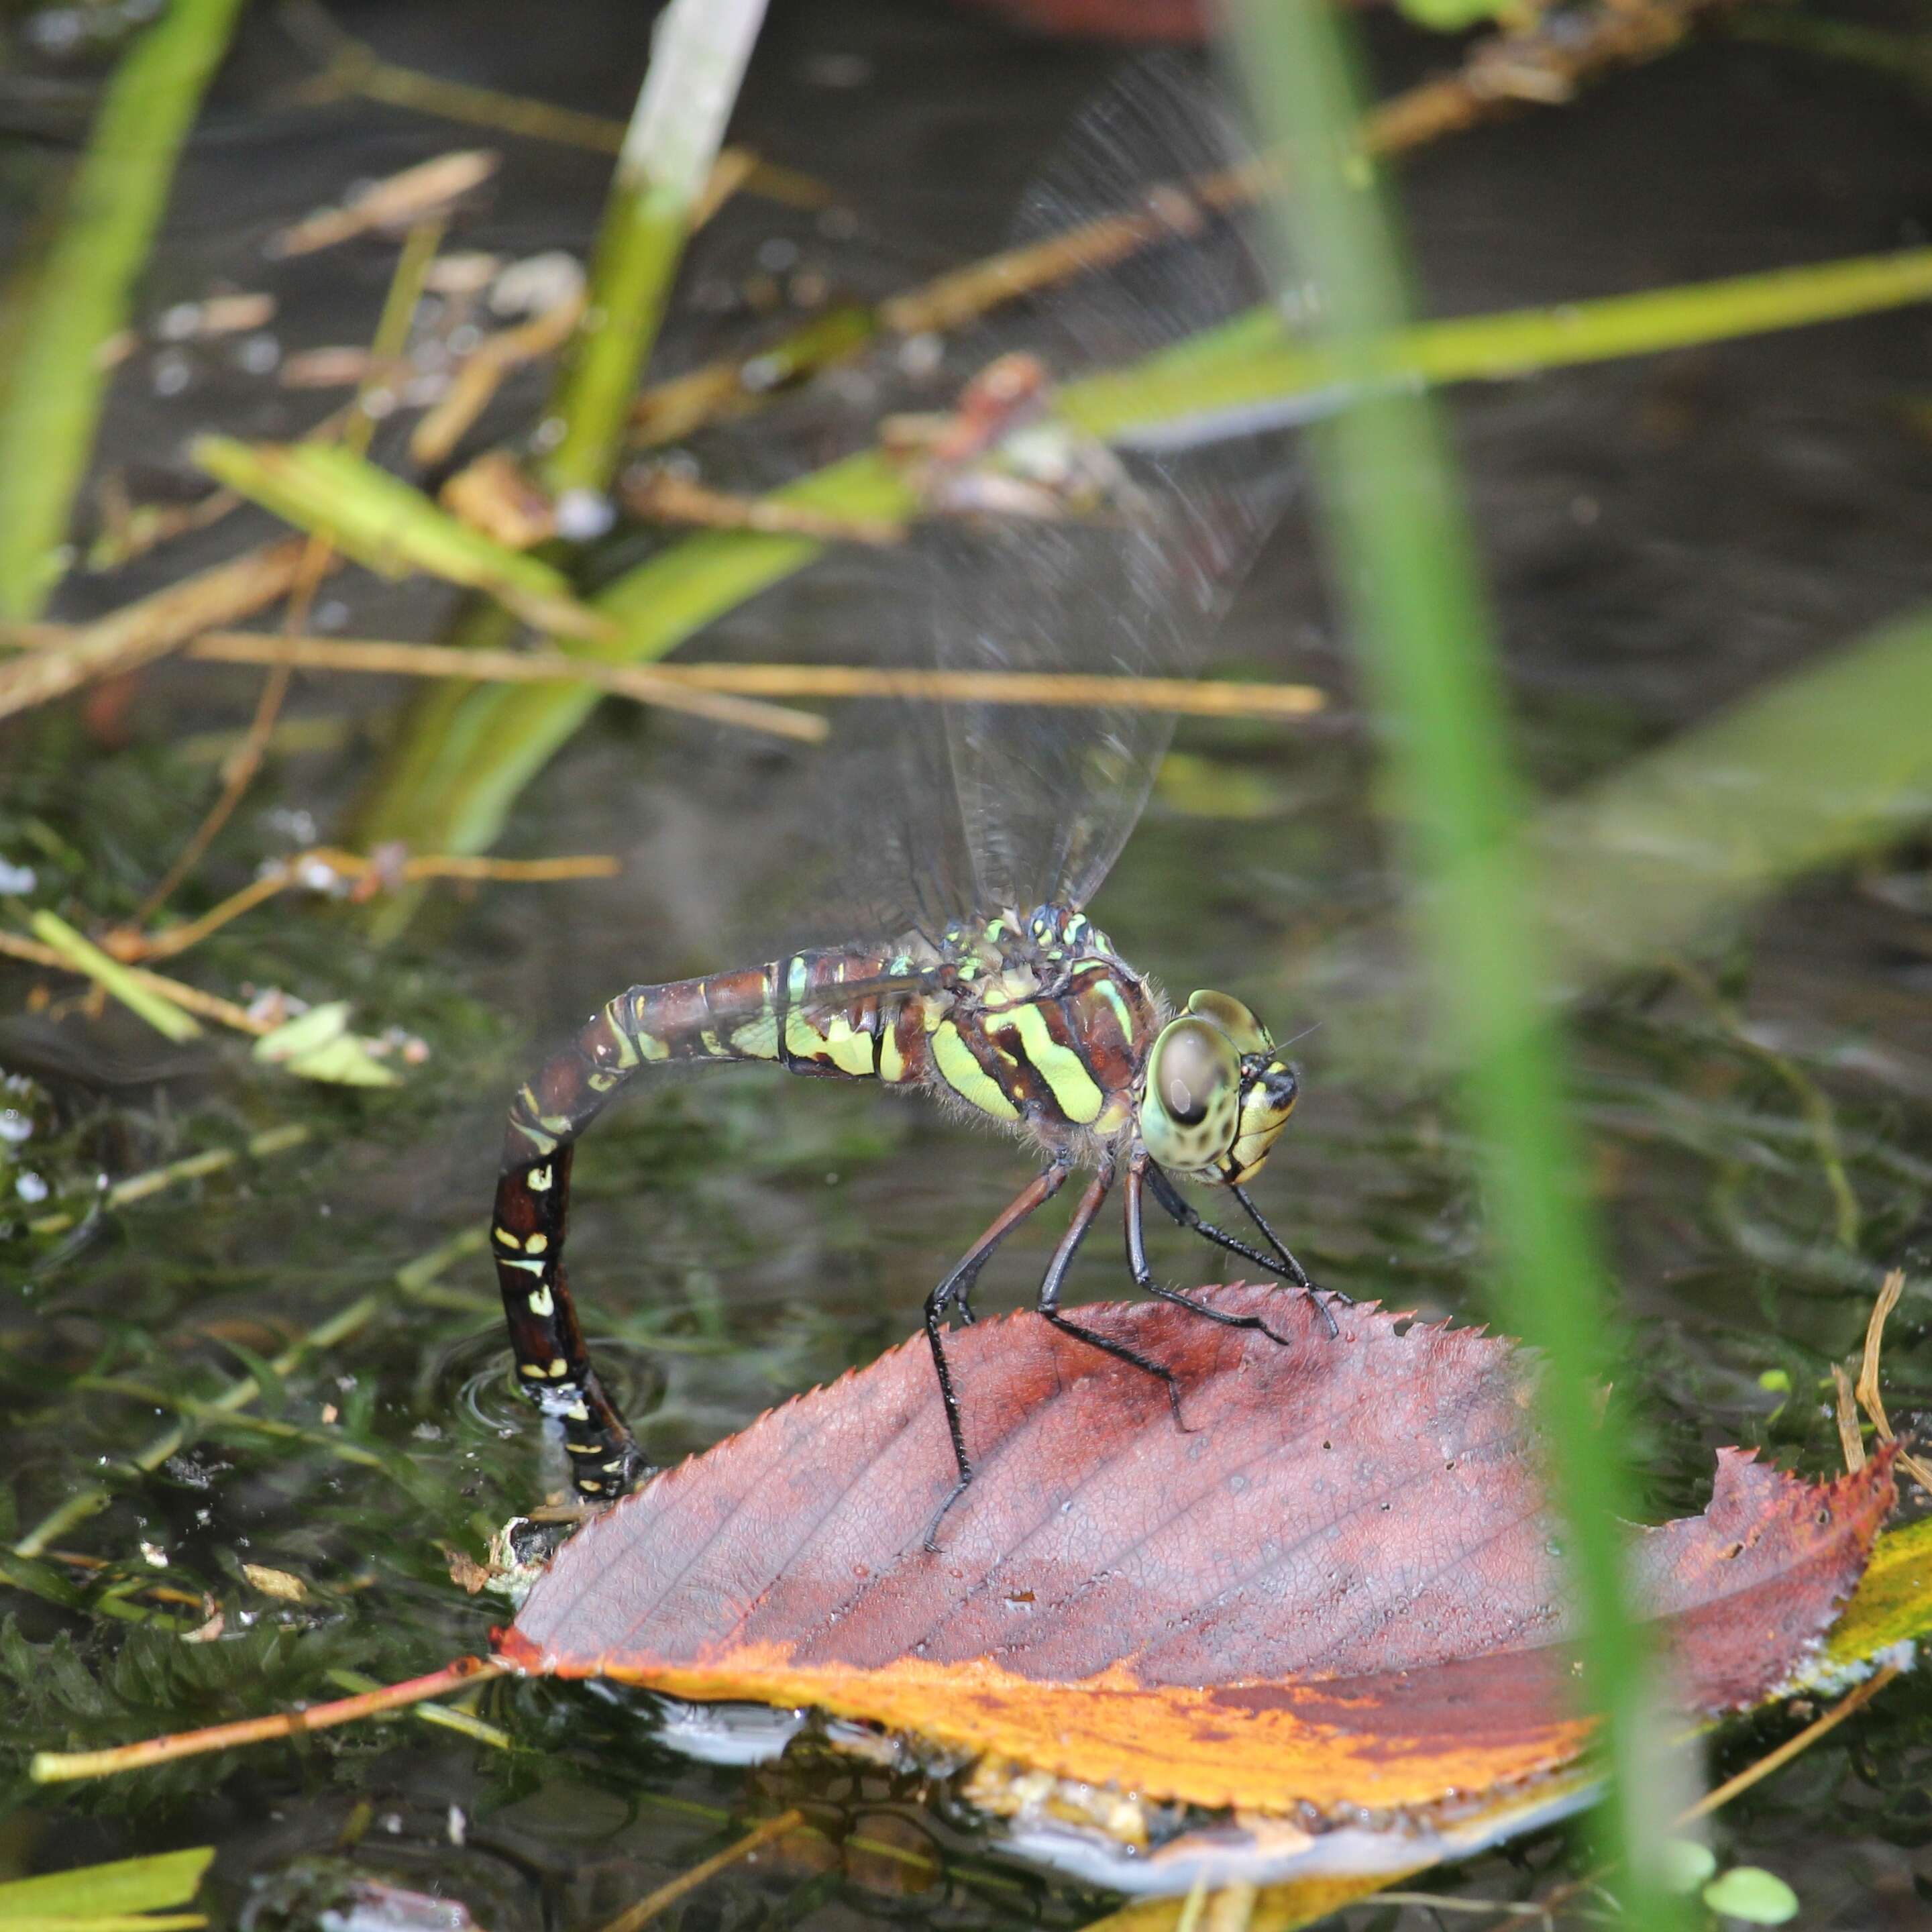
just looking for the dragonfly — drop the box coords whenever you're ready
[490,63,1340,1544]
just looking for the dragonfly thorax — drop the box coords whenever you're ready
[914,904,1163,1161]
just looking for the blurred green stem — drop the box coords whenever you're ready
[539,0,768,496]
[0,0,247,618]
[1226,2,1678,1923]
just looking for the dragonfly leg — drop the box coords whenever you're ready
[1037,1162,1187,1433]
[1125,1151,1301,1346]
[1230,1182,1350,1330]
[922,1157,1071,1550]
[1142,1163,1340,1340]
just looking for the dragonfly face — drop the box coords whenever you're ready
[1138,989,1298,1187]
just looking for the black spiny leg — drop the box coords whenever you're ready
[1231,1181,1349,1332]
[1124,1152,1302,1346]
[1036,1163,1187,1431]
[1142,1161,1340,1340]
[922,1158,1070,1549]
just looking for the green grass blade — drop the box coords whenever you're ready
[1065,244,1932,442]
[27,911,202,1041]
[1224,1,1681,1923]
[0,0,248,619]
[0,1847,213,1919]
[1305,600,1932,1087]
[191,437,597,637]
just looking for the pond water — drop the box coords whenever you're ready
[4,1,1932,1927]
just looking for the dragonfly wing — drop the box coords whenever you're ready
[932,57,1299,916]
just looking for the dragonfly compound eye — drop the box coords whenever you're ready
[1140,1015,1242,1175]
[1185,988,1271,1057]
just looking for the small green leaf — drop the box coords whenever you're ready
[283,1036,405,1087]
[1658,1838,1717,1892]
[252,1003,402,1087]
[1757,1368,1791,1393]
[251,1001,352,1060]
[1704,1867,1801,1924]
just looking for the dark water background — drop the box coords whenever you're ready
[4,0,1932,1925]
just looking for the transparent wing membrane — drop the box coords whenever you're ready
[927,57,1299,915]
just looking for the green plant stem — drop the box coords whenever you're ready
[539,0,767,496]
[1224,3,1678,1925]
[1065,245,1932,444]
[0,0,248,618]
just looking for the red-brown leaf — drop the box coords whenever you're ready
[500,1289,1892,1815]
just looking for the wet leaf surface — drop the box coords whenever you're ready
[504,1289,1895,1815]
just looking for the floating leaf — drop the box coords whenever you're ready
[251,1002,401,1088]
[1703,1867,1801,1924]
[502,1291,1893,1823]
[1659,1839,1719,1892]
[239,1564,309,1605]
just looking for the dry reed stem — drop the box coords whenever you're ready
[139,220,447,922]
[176,629,1328,719]
[0,539,315,721]
[139,534,331,922]
[1834,1363,1865,1472]
[410,289,586,465]
[29,1656,510,1782]
[690,144,763,227]
[0,928,268,1035]
[594,1811,806,1932]
[1679,1662,1903,1822]
[623,468,905,545]
[276,0,833,211]
[1854,1269,1932,1490]
[268,150,497,258]
[116,846,620,963]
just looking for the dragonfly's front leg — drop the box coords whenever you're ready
[1141,1161,1340,1340]
[922,1157,1071,1549]
[1124,1150,1305,1346]
[494,996,654,1502]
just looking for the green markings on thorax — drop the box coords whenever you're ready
[990,1000,1106,1124]
[928,951,1142,1130]
[932,1016,1023,1121]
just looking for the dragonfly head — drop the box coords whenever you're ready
[1138,990,1299,1187]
